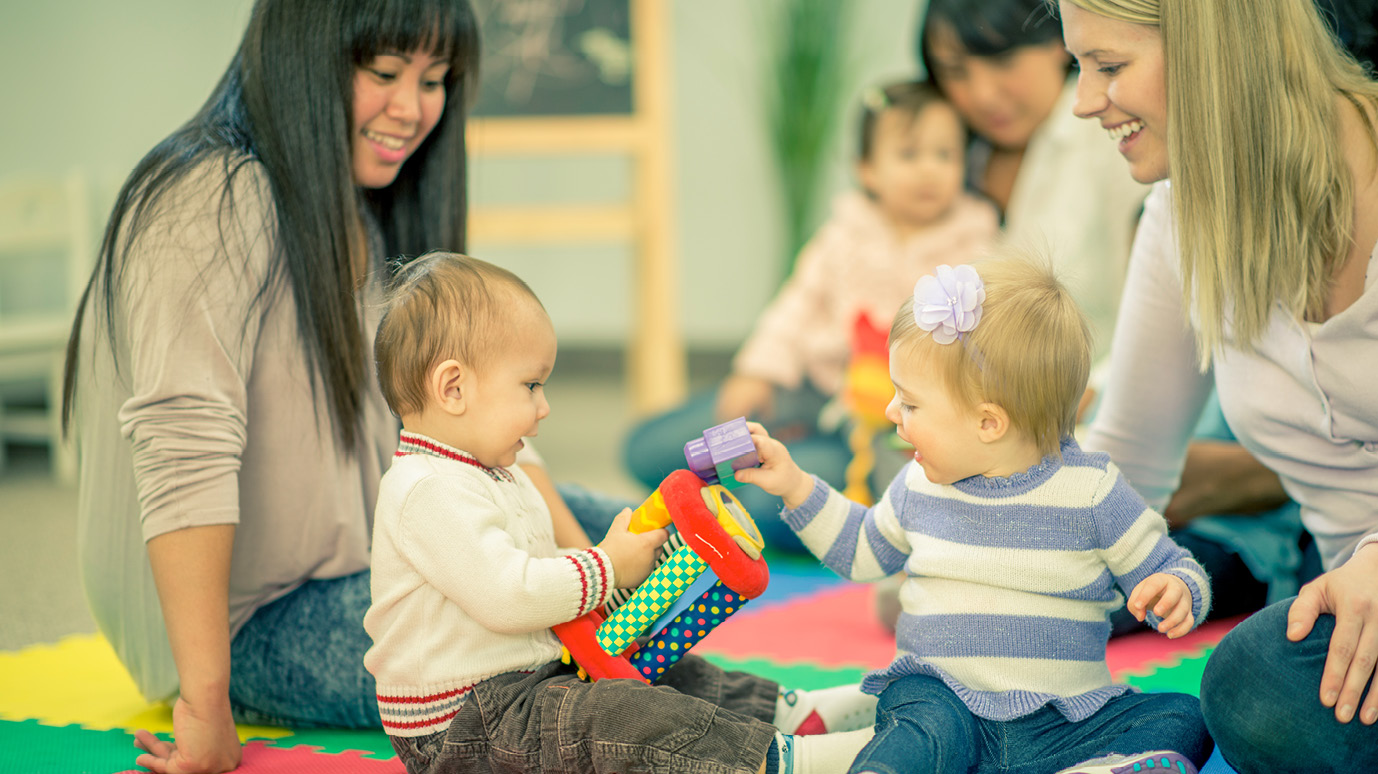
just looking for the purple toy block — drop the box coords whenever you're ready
[684,417,760,485]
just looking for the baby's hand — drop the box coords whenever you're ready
[731,421,814,509]
[597,508,668,589]
[1128,573,1195,638]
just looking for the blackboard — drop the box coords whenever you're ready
[471,0,634,117]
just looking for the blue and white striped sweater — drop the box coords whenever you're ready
[782,438,1210,722]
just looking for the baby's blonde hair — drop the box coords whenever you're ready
[375,251,543,417]
[889,246,1091,457]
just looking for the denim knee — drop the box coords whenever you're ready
[1132,692,1210,762]
[851,676,976,774]
[1202,598,1375,770]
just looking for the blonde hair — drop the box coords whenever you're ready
[889,246,1091,457]
[1056,0,1378,366]
[375,251,543,417]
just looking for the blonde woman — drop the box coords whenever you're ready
[1055,0,1378,768]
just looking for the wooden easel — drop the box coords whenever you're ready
[466,0,685,412]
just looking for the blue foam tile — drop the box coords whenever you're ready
[1200,746,1240,774]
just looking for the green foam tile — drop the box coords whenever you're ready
[254,727,396,759]
[1121,650,1213,696]
[0,718,141,774]
[700,654,867,690]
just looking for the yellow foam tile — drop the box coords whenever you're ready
[0,634,287,742]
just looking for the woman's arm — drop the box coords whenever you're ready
[118,161,276,772]
[1083,184,1213,510]
[1164,440,1290,527]
[133,526,242,774]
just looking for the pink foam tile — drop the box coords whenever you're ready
[1106,614,1244,679]
[698,584,895,668]
[116,741,405,774]
[700,582,1245,678]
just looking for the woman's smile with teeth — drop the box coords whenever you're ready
[1108,120,1144,140]
[365,129,406,150]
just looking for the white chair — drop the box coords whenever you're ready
[0,170,92,483]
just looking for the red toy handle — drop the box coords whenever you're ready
[656,470,769,599]
[551,610,646,682]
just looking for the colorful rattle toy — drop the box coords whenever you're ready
[552,418,768,683]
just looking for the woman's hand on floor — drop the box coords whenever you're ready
[1287,543,1378,726]
[133,695,242,773]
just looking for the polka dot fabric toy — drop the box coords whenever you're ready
[632,585,747,680]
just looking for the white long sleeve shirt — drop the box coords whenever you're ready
[1085,182,1378,569]
[364,432,615,736]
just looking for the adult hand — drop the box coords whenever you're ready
[1163,440,1289,527]
[715,375,776,423]
[1287,543,1378,725]
[133,695,242,773]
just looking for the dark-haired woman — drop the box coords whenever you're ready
[57,1,605,770]
[920,0,1150,358]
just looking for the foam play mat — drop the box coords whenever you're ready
[0,555,1241,773]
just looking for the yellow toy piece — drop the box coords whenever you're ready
[841,312,895,505]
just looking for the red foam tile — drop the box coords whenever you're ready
[116,741,405,774]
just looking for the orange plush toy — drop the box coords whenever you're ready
[841,312,895,505]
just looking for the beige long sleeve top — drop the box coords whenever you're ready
[71,157,393,700]
[1085,182,1378,570]
[732,190,998,395]
[70,157,544,702]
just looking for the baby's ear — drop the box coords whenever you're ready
[974,401,1011,444]
[430,359,467,415]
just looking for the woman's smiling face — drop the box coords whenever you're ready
[351,49,450,189]
[1060,1,1170,183]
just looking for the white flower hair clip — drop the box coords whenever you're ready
[913,264,985,344]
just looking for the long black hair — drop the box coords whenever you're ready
[1314,0,1378,71]
[918,0,1064,84]
[63,0,479,451]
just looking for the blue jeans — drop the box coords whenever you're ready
[850,675,1211,774]
[622,386,852,553]
[1200,598,1378,771]
[228,485,633,728]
